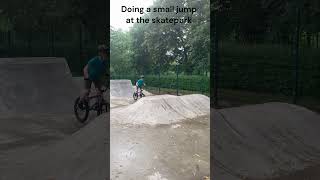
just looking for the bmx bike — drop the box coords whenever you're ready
[133,88,145,100]
[74,88,109,123]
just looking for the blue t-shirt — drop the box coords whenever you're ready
[88,56,107,81]
[137,79,144,87]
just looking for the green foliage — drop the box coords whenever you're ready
[120,0,210,76]
[110,29,134,75]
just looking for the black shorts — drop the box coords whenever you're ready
[84,79,102,91]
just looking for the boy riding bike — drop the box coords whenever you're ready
[81,45,108,103]
[136,75,146,93]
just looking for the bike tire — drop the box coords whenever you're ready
[97,109,102,116]
[97,104,109,115]
[133,92,138,100]
[74,97,90,123]
[97,104,108,116]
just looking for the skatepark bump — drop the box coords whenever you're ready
[110,80,210,178]
[213,102,320,179]
[111,94,210,125]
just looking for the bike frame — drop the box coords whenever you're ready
[86,90,107,111]
[135,90,145,98]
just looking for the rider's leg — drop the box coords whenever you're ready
[93,80,105,104]
[81,79,92,102]
[93,80,103,95]
[94,80,107,105]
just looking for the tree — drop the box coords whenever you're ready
[110,28,134,75]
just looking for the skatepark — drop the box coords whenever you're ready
[1,57,320,179]
[110,80,320,179]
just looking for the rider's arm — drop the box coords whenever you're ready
[83,64,89,79]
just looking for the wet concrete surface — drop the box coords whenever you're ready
[111,115,210,180]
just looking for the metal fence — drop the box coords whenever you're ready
[211,5,320,110]
[111,73,210,96]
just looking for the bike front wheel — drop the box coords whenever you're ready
[74,97,90,123]
[133,92,138,100]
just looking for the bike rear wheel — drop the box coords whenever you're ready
[97,99,109,116]
[74,97,90,123]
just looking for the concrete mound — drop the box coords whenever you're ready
[0,57,77,113]
[0,114,108,180]
[111,94,210,125]
[213,102,320,179]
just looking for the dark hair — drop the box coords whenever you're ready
[98,44,108,53]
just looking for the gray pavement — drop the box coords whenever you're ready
[111,116,210,180]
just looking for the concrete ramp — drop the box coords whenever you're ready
[213,102,320,179]
[0,57,107,179]
[0,57,77,114]
[110,80,136,108]
[111,94,210,125]
[110,80,134,98]
[0,114,107,180]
